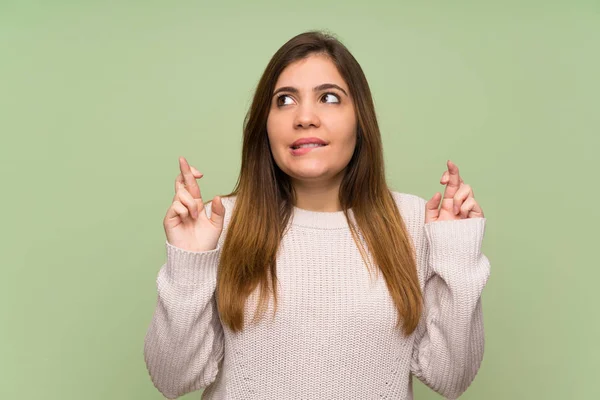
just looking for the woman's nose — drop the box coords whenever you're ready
[294,103,321,129]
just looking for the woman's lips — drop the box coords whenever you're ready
[289,145,327,156]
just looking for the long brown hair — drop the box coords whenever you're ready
[214,30,423,337]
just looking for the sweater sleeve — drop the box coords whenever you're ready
[409,216,491,399]
[143,240,224,399]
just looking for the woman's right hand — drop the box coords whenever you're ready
[163,156,226,252]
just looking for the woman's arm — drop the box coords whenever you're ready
[410,215,491,399]
[143,239,224,399]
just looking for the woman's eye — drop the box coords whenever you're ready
[276,95,294,106]
[321,93,340,103]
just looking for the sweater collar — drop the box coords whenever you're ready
[290,205,355,230]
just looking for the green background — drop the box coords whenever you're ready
[2,1,598,398]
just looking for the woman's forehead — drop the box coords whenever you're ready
[274,54,348,91]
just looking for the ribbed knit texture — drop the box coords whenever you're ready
[144,191,491,399]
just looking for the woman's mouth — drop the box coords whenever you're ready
[290,144,327,156]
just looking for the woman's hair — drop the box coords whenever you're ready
[214,30,423,337]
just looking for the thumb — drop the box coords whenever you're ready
[425,192,441,223]
[210,196,226,228]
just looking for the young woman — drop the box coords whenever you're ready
[144,30,490,400]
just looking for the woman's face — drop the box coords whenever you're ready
[266,53,357,187]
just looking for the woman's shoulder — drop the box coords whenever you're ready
[389,190,427,224]
[389,190,427,209]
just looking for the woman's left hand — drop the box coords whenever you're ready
[425,160,485,224]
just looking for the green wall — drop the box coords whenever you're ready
[1,1,598,398]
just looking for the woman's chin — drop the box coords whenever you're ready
[288,170,332,181]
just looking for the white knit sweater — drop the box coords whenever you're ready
[144,191,491,399]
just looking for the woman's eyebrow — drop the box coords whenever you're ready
[272,83,348,97]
